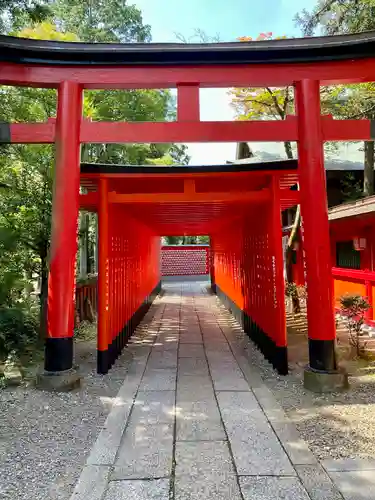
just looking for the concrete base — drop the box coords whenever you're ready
[36,367,81,392]
[304,366,349,393]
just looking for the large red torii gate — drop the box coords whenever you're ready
[1,32,374,389]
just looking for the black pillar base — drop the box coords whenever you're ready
[38,337,80,391]
[214,285,289,375]
[305,338,348,392]
[96,281,161,374]
[308,338,337,372]
[97,349,110,375]
[44,337,73,372]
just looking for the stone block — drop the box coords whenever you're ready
[178,344,206,358]
[321,459,375,472]
[175,441,234,475]
[176,418,226,441]
[328,470,375,500]
[139,368,176,391]
[178,357,209,376]
[114,423,173,479]
[175,472,242,500]
[304,366,349,393]
[130,391,175,425]
[70,465,110,500]
[239,476,310,500]
[36,368,81,392]
[296,464,344,500]
[103,479,170,500]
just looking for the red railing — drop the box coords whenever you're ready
[332,267,375,325]
[161,245,210,276]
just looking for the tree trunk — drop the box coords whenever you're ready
[364,141,374,197]
[284,141,294,160]
[285,206,301,313]
[282,142,301,313]
[79,212,89,278]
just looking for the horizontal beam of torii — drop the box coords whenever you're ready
[0,115,373,144]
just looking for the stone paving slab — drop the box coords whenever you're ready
[176,417,226,441]
[86,357,150,466]
[229,435,296,476]
[175,441,242,498]
[252,386,318,466]
[130,391,175,425]
[178,343,206,358]
[178,357,209,376]
[175,472,242,500]
[113,423,174,479]
[138,368,176,391]
[322,458,375,472]
[70,465,110,500]
[103,479,170,500]
[217,391,295,476]
[175,399,226,441]
[211,375,251,391]
[328,470,375,500]
[179,336,203,344]
[239,476,310,500]
[296,465,344,500]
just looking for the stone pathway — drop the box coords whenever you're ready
[70,281,375,500]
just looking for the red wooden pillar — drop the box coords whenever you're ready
[271,177,288,374]
[295,80,337,372]
[45,81,82,373]
[98,178,109,373]
[210,236,216,292]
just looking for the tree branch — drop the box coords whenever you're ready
[266,87,285,118]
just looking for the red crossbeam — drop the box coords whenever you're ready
[1,60,375,88]
[7,116,374,144]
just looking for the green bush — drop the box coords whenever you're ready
[0,306,39,357]
[340,294,371,357]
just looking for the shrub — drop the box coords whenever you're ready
[339,294,371,357]
[0,306,39,358]
[285,282,306,313]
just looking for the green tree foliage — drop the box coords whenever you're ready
[295,0,375,36]
[163,236,210,245]
[0,3,190,351]
[0,0,51,33]
[229,34,294,159]
[52,0,151,42]
[296,0,375,197]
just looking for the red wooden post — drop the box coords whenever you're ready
[271,177,287,374]
[210,236,216,292]
[98,178,109,373]
[177,84,200,122]
[365,280,373,324]
[44,81,82,376]
[295,80,337,373]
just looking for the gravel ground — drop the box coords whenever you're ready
[213,297,375,462]
[243,333,375,461]
[0,317,146,500]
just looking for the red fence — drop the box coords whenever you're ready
[211,195,287,375]
[332,267,375,325]
[161,245,210,276]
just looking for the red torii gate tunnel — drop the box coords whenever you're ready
[2,33,375,389]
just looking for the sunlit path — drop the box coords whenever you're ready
[70,281,346,500]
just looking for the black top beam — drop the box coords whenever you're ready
[1,32,375,66]
[80,159,298,174]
